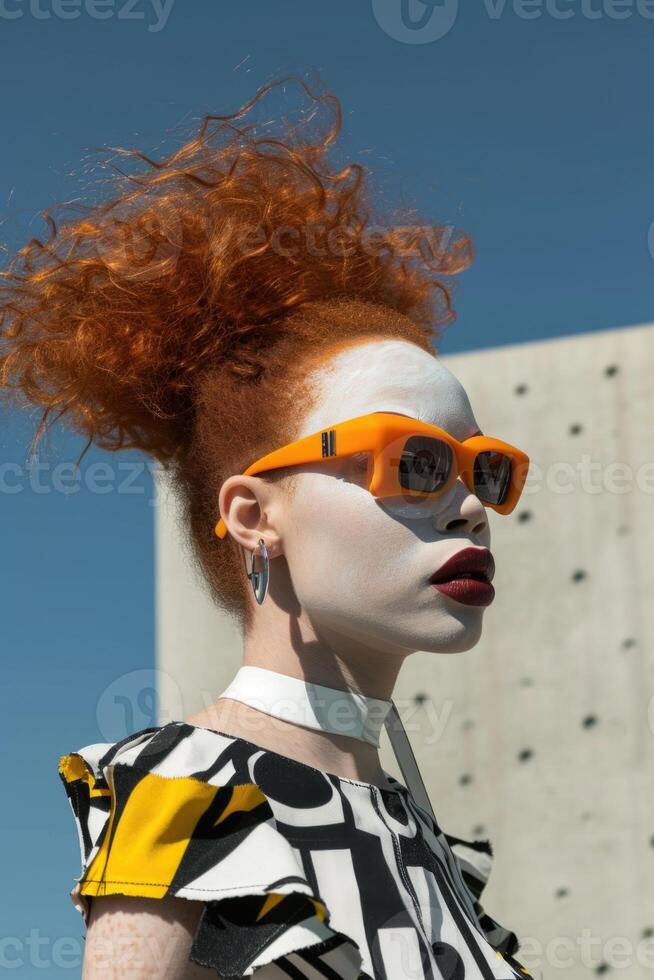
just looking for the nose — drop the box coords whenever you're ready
[432,478,488,536]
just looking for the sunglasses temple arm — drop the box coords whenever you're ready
[214,416,389,538]
[214,431,342,538]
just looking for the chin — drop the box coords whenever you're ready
[419,614,484,654]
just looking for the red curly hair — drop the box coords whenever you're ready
[0,75,473,631]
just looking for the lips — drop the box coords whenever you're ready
[429,547,495,585]
[429,547,495,608]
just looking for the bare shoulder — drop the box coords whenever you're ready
[184,702,229,733]
[83,894,220,979]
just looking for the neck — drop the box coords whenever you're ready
[245,611,406,701]
[189,587,411,788]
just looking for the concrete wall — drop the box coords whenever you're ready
[155,322,654,980]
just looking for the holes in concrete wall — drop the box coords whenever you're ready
[413,692,428,706]
[438,363,640,936]
[595,961,610,973]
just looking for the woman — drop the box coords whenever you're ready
[1,77,531,979]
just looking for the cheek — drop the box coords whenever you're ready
[286,473,395,597]
[282,473,412,608]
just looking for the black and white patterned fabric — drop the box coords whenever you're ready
[58,720,533,979]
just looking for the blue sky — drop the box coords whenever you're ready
[1,1,653,973]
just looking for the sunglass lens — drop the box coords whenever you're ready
[474,451,512,504]
[398,437,453,492]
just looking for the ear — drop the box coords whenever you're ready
[218,474,283,557]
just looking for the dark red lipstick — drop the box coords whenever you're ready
[429,547,495,607]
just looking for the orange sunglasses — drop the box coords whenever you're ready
[214,411,530,539]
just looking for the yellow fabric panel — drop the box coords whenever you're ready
[308,896,327,924]
[81,771,219,900]
[214,782,267,826]
[58,754,111,798]
[256,892,287,922]
[256,893,327,926]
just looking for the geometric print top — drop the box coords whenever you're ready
[58,720,534,980]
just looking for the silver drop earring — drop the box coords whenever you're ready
[243,537,269,605]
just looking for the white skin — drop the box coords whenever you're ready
[84,338,493,978]
[188,338,491,789]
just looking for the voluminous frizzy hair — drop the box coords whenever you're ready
[0,74,473,632]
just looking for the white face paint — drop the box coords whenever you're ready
[278,339,493,656]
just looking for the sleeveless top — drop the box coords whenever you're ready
[58,720,534,980]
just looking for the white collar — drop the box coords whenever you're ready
[218,664,393,747]
[217,664,438,821]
